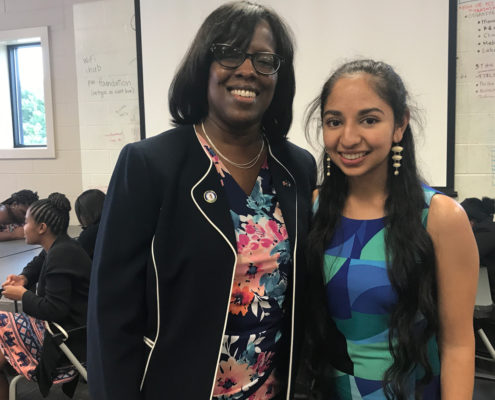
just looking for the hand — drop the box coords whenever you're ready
[2,285,27,301]
[2,274,27,288]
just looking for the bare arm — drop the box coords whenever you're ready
[427,194,478,399]
[0,225,24,241]
[0,206,9,224]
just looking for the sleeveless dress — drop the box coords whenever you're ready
[322,185,441,399]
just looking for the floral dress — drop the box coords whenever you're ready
[197,135,290,400]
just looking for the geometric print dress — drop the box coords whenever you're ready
[197,134,291,400]
[322,184,441,399]
[0,312,78,383]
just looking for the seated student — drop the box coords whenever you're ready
[0,190,39,241]
[461,196,495,302]
[17,188,105,283]
[0,193,92,400]
[74,189,106,259]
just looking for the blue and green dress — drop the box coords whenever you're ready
[322,185,441,399]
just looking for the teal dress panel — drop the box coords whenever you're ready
[322,185,441,399]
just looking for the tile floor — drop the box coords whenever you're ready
[474,357,495,400]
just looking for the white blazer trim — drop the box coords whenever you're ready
[139,236,161,391]
[143,336,154,349]
[189,157,238,399]
[192,125,239,399]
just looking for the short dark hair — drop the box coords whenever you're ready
[2,189,39,206]
[75,189,106,228]
[168,0,295,142]
[29,192,71,236]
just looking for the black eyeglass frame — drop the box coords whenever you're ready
[210,43,284,75]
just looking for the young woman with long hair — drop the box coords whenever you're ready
[305,60,478,399]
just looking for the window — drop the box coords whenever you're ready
[8,43,46,147]
[0,27,55,159]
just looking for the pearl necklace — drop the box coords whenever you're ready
[201,122,265,169]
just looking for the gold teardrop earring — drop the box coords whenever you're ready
[391,144,404,176]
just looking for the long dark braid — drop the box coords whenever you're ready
[305,60,438,400]
[29,192,71,236]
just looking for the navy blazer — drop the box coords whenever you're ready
[87,125,317,399]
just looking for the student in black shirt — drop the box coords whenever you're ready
[461,196,495,302]
[74,189,106,259]
[0,193,91,399]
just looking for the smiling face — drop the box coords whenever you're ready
[322,73,407,181]
[206,20,277,131]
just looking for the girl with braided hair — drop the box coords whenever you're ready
[0,189,39,241]
[0,192,92,399]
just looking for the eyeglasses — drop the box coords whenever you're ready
[210,43,284,75]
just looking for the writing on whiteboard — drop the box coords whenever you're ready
[81,54,137,100]
[104,132,124,143]
[458,1,495,98]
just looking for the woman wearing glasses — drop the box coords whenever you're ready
[87,2,316,400]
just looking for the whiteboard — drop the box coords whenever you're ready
[138,0,453,188]
[455,0,495,200]
[74,0,140,191]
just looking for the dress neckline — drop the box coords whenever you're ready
[341,215,386,222]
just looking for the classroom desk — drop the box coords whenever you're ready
[0,247,42,313]
[0,225,81,278]
[0,225,81,259]
[0,247,42,284]
[0,240,40,259]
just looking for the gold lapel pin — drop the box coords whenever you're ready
[203,190,217,203]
